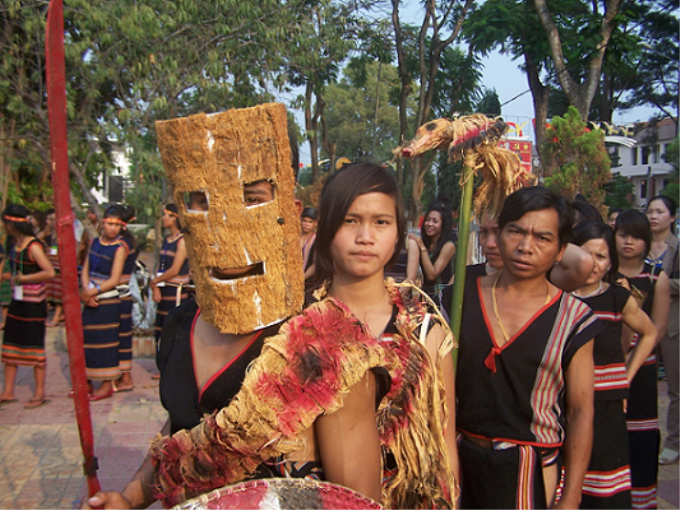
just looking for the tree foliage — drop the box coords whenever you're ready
[543,106,612,212]
[603,173,634,209]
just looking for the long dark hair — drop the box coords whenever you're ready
[572,221,618,283]
[164,203,182,230]
[615,209,652,257]
[2,204,35,239]
[312,163,406,288]
[421,200,454,260]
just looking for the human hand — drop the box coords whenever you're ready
[152,285,161,304]
[81,491,132,509]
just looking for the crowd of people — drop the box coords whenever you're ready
[0,103,676,509]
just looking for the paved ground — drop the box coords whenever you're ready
[0,324,677,509]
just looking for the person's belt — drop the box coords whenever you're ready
[461,431,517,451]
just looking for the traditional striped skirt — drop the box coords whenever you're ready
[45,252,62,305]
[118,291,133,373]
[581,400,632,508]
[154,284,190,346]
[626,361,659,509]
[83,294,121,381]
[1,299,47,367]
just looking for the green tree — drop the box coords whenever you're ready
[543,106,612,212]
[288,0,363,183]
[323,62,407,164]
[1,0,309,210]
[475,87,502,117]
[389,0,475,223]
[603,173,634,209]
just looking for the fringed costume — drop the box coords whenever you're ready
[149,280,456,509]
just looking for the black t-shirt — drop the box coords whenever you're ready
[157,299,284,434]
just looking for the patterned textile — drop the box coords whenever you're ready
[149,280,456,509]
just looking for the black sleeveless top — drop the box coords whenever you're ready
[576,284,631,401]
[157,299,284,434]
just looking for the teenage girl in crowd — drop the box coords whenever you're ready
[570,221,656,508]
[646,196,679,466]
[38,209,64,326]
[80,205,129,401]
[407,200,456,305]
[115,206,138,392]
[300,206,317,286]
[0,205,55,408]
[615,209,670,509]
[150,204,190,367]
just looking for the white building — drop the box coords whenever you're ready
[611,117,677,208]
[90,142,133,204]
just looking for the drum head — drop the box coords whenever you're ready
[173,477,383,510]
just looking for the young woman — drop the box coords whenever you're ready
[38,209,64,327]
[615,209,670,509]
[81,205,128,401]
[147,163,458,509]
[114,206,139,392]
[646,196,679,465]
[150,204,190,363]
[300,206,317,286]
[0,205,55,408]
[407,200,456,304]
[571,221,657,508]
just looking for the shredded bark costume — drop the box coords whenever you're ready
[150,280,456,509]
[397,114,534,218]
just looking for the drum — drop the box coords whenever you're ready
[173,478,383,510]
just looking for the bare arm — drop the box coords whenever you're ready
[554,340,594,509]
[549,243,594,292]
[651,271,671,341]
[621,295,658,383]
[151,238,187,285]
[315,371,382,503]
[20,242,56,283]
[406,237,420,283]
[413,236,456,281]
[82,419,171,509]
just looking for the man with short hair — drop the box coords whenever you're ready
[456,186,604,509]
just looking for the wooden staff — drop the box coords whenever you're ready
[45,0,101,496]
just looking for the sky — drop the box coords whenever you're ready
[292,3,664,165]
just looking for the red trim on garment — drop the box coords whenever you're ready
[478,276,562,352]
[191,312,264,403]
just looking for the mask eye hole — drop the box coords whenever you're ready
[243,180,275,208]
[183,191,209,212]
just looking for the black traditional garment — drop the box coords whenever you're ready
[619,263,662,509]
[456,274,603,509]
[154,233,191,347]
[2,240,48,368]
[576,284,632,509]
[83,237,127,381]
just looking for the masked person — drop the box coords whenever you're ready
[82,103,305,510]
[146,162,457,510]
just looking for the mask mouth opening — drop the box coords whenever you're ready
[209,262,265,282]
